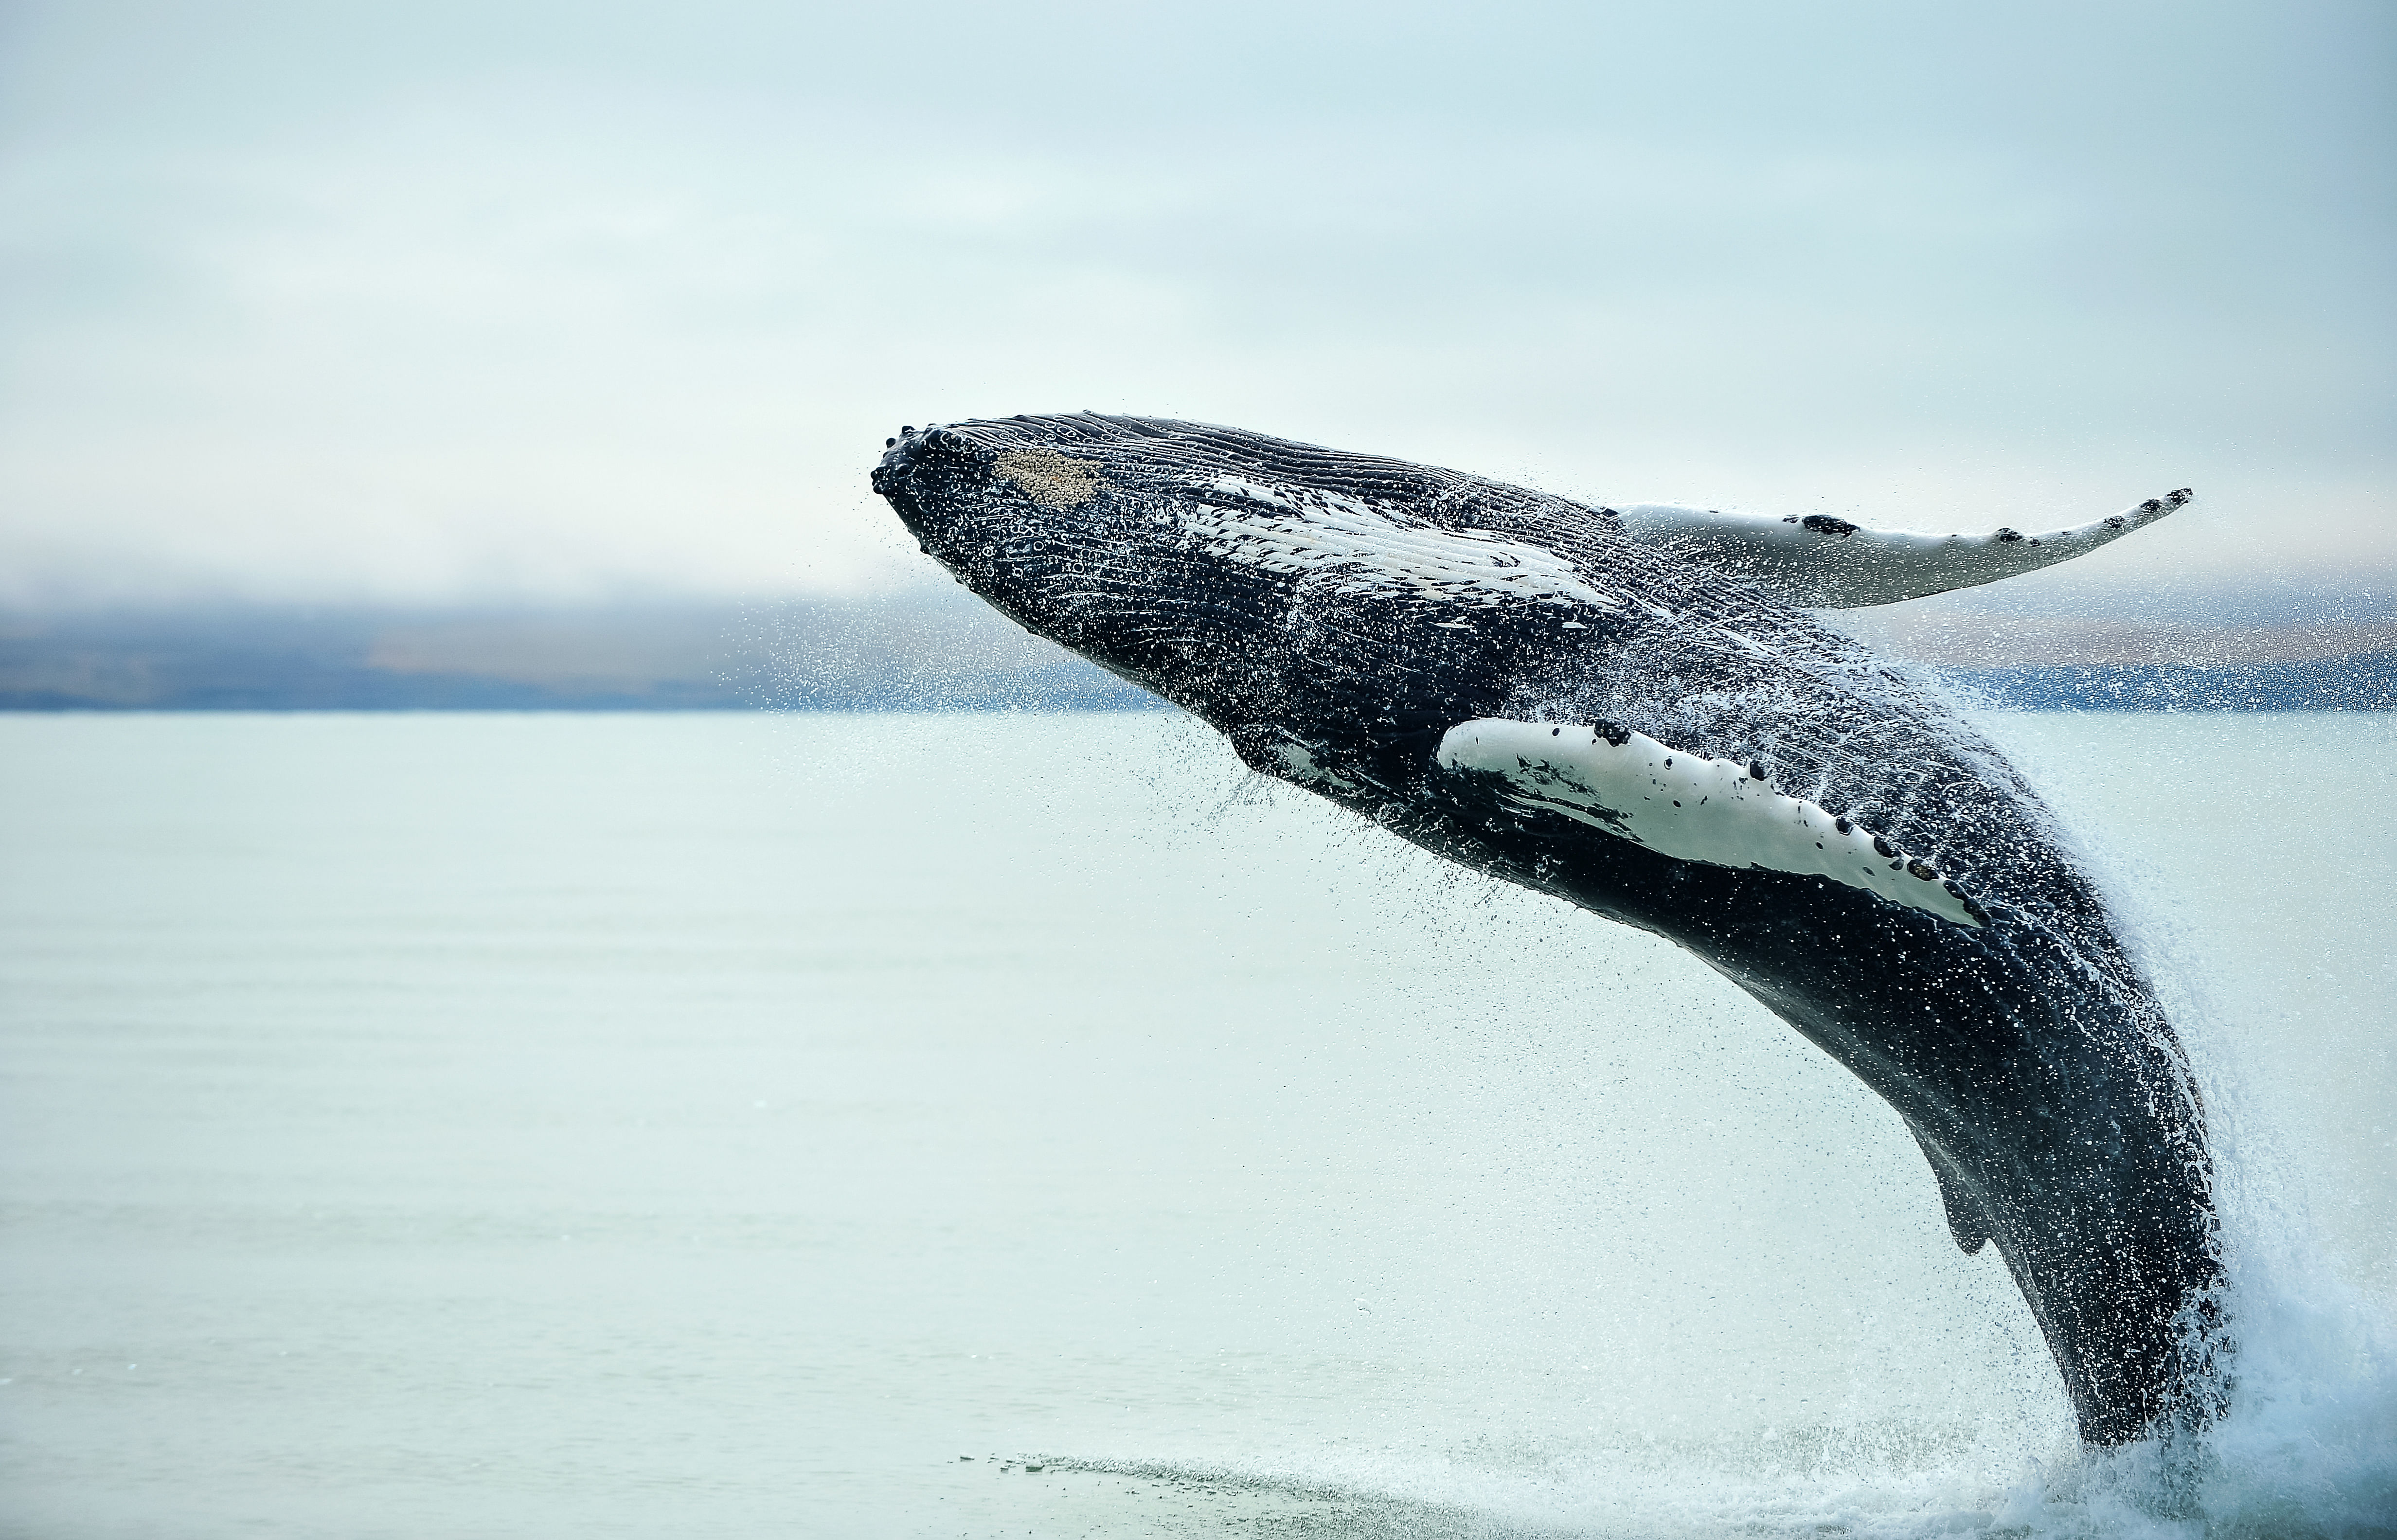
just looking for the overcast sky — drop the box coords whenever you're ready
[1,1,2389,609]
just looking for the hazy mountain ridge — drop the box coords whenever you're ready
[2,595,2390,712]
[0,597,1157,712]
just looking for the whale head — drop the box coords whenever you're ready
[872,412,1638,781]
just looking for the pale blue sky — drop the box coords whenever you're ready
[1,1,2388,607]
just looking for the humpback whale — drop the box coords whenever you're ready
[870,413,2220,1447]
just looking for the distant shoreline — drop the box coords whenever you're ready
[8,664,2388,712]
[5,600,2390,713]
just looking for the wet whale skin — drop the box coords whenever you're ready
[872,412,2221,1446]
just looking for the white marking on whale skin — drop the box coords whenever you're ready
[1436,717,1986,928]
[1613,490,2192,609]
[1272,740,1362,793]
[1185,475,1622,612]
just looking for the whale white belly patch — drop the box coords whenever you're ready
[1436,718,1987,928]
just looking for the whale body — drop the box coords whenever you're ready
[870,412,2220,1446]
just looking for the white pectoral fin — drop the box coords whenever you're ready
[1612,490,2191,608]
[1435,718,1988,929]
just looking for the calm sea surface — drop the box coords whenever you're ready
[2,712,2391,1538]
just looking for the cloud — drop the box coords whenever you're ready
[1,0,2389,607]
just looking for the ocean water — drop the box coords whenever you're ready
[0,710,2389,1539]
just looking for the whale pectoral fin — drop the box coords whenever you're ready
[1436,718,1990,929]
[1609,491,2191,609]
[1907,1123,1994,1255]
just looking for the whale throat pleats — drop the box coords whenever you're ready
[1435,717,1988,929]
[1610,490,2192,608]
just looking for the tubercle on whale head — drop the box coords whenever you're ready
[877,420,1249,720]
[872,424,984,562]
[872,422,1126,653]
[869,414,1575,758]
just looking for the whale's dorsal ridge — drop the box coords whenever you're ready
[1613,489,2191,608]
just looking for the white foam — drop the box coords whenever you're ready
[1437,716,1985,927]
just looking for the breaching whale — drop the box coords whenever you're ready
[870,412,2220,1446]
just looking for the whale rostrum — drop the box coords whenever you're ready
[872,412,2220,1446]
